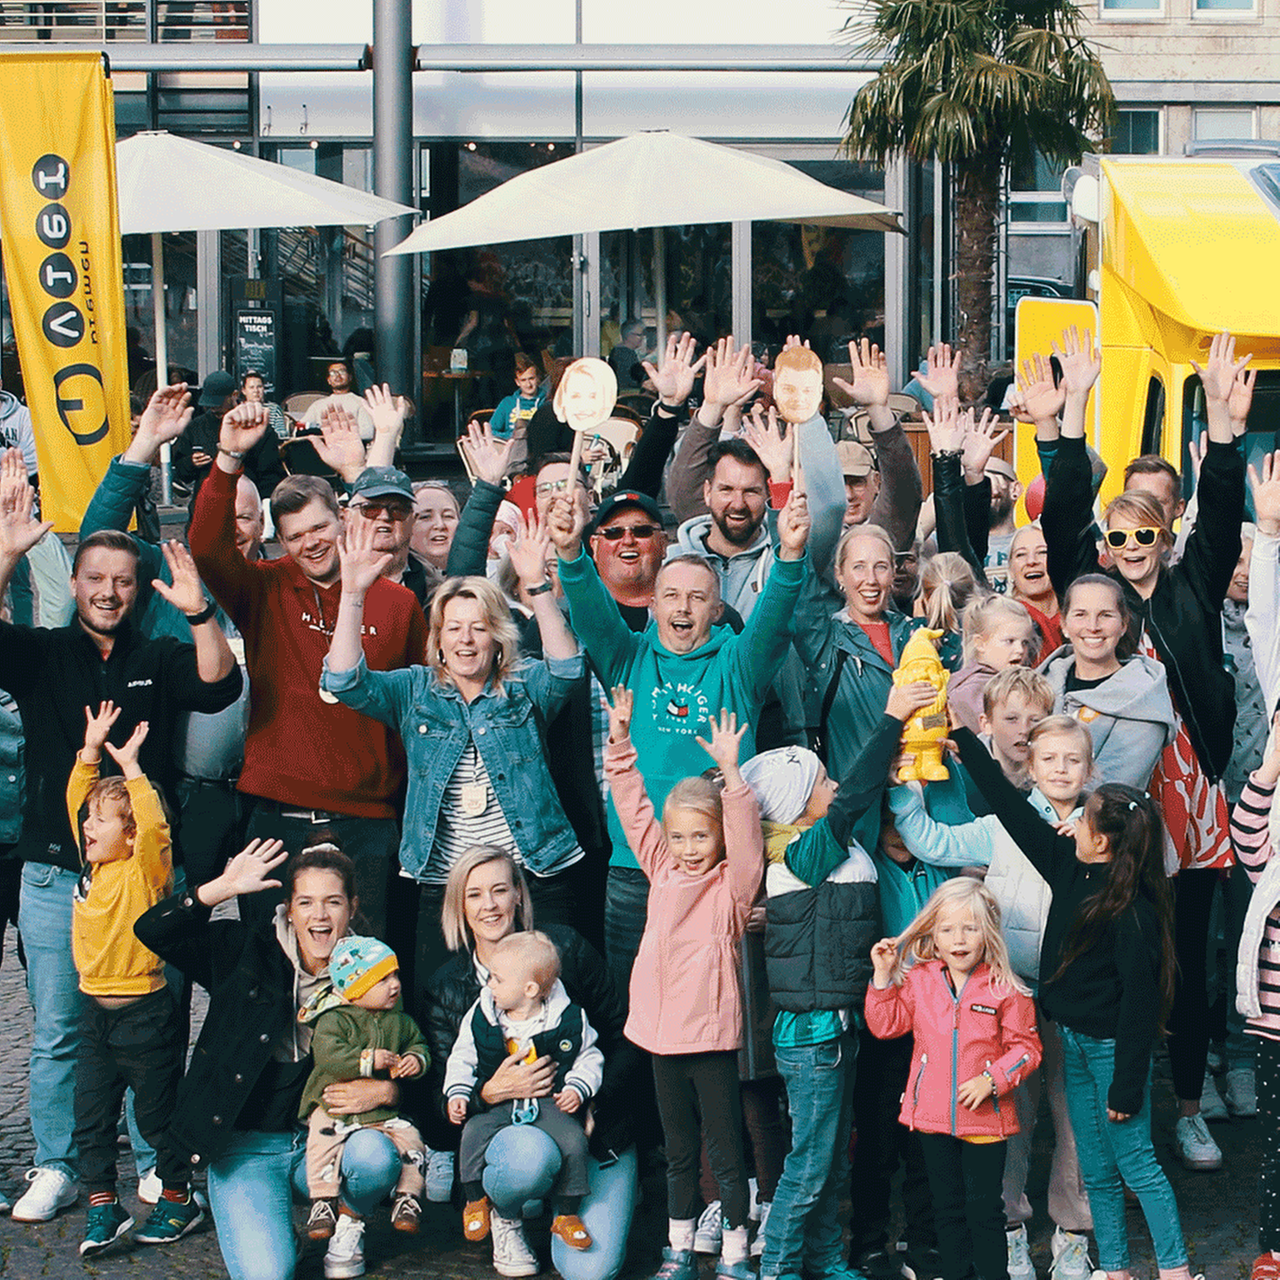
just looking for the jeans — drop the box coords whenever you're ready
[1058,1025,1188,1271]
[480,1125,638,1280]
[760,1034,855,1280]
[603,865,649,997]
[19,862,84,1176]
[205,1126,401,1280]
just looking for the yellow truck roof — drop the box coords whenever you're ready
[1100,157,1280,339]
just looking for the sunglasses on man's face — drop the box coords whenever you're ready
[1104,526,1162,550]
[597,524,659,541]
[351,500,413,522]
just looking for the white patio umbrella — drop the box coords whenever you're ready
[384,130,899,354]
[115,131,416,498]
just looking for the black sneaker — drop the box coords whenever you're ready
[857,1247,909,1280]
[133,1191,206,1244]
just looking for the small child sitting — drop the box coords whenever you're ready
[444,929,603,1253]
[68,702,204,1257]
[299,935,429,1240]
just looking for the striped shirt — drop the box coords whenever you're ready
[1230,775,1280,1041]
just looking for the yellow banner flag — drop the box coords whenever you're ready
[0,52,132,531]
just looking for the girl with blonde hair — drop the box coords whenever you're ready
[949,595,1036,734]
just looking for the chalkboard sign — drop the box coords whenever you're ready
[234,306,278,397]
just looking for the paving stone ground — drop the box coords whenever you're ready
[0,922,1264,1279]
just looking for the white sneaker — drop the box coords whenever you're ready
[137,1169,162,1205]
[323,1212,366,1279]
[1175,1114,1223,1170]
[1200,1072,1229,1122]
[11,1166,79,1222]
[1006,1224,1035,1280]
[490,1210,539,1277]
[1226,1066,1258,1117]
[424,1147,455,1203]
[694,1200,723,1254]
[751,1201,771,1259]
[1049,1226,1095,1280]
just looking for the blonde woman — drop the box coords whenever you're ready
[321,512,587,990]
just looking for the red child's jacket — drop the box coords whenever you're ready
[865,959,1041,1139]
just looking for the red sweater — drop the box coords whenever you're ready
[190,466,427,816]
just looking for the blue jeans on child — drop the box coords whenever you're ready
[205,1126,401,1280]
[481,1124,639,1280]
[1058,1025,1188,1271]
[760,1033,855,1280]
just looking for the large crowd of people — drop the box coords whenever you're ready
[0,323,1273,1280]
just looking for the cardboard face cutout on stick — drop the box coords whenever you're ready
[555,357,618,479]
[772,345,824,426]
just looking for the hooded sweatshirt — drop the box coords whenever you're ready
[1039,646,1176,790]
[0,389,37,475]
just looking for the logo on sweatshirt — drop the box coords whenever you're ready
[970,1003,998,1016]
[650,680,709,735]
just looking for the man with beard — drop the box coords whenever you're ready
[0,455,242,1225]
[301,358,375,440]
[982,456,1022,593]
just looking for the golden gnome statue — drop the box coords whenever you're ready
[893,627,950,783]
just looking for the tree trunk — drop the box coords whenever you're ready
[952,148,1002,404]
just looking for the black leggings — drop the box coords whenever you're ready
[1168,867,1219,1102]
[1259,1036,1280,1252]
[916,1133,1008,1280]
[652,1051,749,1228]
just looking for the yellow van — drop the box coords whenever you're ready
[1015,152,1280,503]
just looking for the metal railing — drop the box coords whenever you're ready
[0,1,250,43]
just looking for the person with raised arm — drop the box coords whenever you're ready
[1040,325,1248,1173]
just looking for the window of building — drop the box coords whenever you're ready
[1009,150,1069,228]
[1195,0,1253,12]
[1112,109,1161,155]
[1099,0,1161,13]
[1193,108,1257,141]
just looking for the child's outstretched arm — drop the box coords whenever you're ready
[701,709,764,909]
[695,707,747,791]
[603,686,669,880]
[864,939,914,1039]
[104,719,149,781]
[68,700,121,832]
[1234,709,1280,884]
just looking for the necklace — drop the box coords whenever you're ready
[310,583,340,703]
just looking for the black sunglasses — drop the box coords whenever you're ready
[597,524,659,541]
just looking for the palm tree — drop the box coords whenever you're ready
[840,0,1114,398]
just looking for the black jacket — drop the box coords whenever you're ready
[134,890,304,1168]
[0,618,243,868]
[172,410,285,501]
[1042,434,1243,781]
[420,923,639,1162]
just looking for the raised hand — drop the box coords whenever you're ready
[917,343,962,403]
[151,539,210,617]
[460,417,515,488]
[546,493,585,561]
[136,383,193,451]
[922,397,965,454]
[218,401,271,458]
[701,337,761,411]
[82,701,122,759]
[777,486,811,559]
[961,408,1010,482]
[1012,352,1064,426]
[1052,326,1101,399]
[741,403,792,483]
[870,937,898,988]
[1229,364,1257,435]
[507,508,552,589]
[311,404,368,481]
[218,838,289,899]
[832,337,890,409]
[364,383,408,445]
[104,719,149,777]
[695,708,748,786]
[0,449,52,562]
[605,685,633,744]
[338,508,393,595]
[642,331,706,406]
[1249,451,1280,536]
[1192,331,1252,406]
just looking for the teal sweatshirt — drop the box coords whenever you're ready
[558,547,807,869]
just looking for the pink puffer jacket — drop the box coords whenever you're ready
[866,959,1041,1138]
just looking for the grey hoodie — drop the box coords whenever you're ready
[672,512,774,621]
[1039,645,1177,790]
[272,903,331,1062]
[0,390,37,475]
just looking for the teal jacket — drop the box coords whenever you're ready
[558,547,806,869]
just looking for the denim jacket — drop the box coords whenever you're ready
[321,652,585,880]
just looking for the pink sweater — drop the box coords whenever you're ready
[605,737,763,1055]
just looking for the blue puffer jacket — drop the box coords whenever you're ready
[321,652,584,880]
